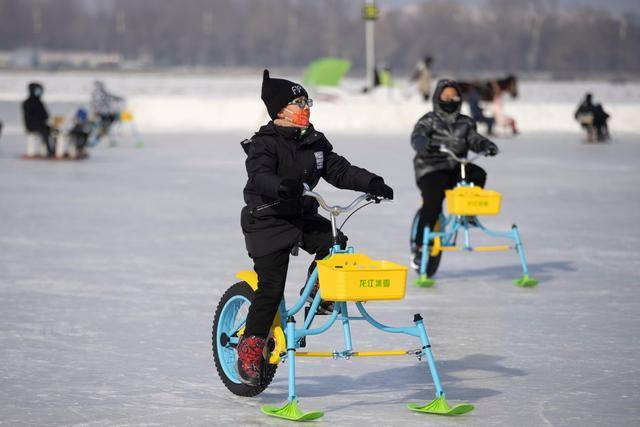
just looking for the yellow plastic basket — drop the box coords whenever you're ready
[316,253,407,301]
[119,110,134,122]
[446,186,502,216]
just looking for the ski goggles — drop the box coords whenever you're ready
[288,98,314,109]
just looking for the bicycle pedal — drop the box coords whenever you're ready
[305,302,331,316]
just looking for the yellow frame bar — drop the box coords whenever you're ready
[296,350,409,358]
[473,245,511,252]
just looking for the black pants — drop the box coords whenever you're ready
[244,215,345,339]
[415,164,487,246]
[98,113,117,137]
[69,128,89,151]
[35,126,54,156]
[594,120,609,140]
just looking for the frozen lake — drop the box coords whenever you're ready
[1,76,640,425]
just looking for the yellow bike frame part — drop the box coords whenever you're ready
[297,350,410,357]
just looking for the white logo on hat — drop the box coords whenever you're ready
[292,85,304,95]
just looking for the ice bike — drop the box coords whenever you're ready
[87,109,142,148]
[212,185,474,421]
[410,146,538,288]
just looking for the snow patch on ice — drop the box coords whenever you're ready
[1,71,639,135]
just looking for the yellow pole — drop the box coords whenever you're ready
[296,350,411,358]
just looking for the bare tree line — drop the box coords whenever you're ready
[0,0,638,75]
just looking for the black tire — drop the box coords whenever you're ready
[410,209,443,277]
[212,281,277,397]
[426,245,442,277]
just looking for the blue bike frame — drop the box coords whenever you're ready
[280,242,445,403]
[413,147,536,287]
[417,179,532,280]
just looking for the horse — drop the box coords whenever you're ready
[458,75,518,101]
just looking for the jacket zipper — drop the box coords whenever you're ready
[254,200,281,212]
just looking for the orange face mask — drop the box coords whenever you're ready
[284,107,310,127]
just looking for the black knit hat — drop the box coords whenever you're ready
[261,69,308,119]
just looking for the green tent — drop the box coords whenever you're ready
[303,57,351,87]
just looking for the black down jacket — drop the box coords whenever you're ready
[241,122,380,258]
[410,79,493,182]
[22,83,49,133]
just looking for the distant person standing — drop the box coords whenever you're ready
[22,82,54,157]
[574,93,594,119]
[467,88,494,135]
[90,81,123,138]
[410,56,433,101]
[592,103,610,141]
[575,93,609,142]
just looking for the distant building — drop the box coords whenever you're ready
[0,49,122,70]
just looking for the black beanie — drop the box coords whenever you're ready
[261,69,308,119]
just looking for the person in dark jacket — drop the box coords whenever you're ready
[592,103,610,141]
[236,70,394,386]
[574,93,610,141]
[467,88,494,135]
[22,82,54,157]
[574,93,594,120]
[67,108,92,158]
[410,79,498,268]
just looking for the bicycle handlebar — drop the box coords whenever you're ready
[438,145,486,164]
[303,184,384,216]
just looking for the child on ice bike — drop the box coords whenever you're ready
[410,79,499,268]
[237,70,394,386]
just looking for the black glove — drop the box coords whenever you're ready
[483,141,499,156]
[367,178,394,200]
[425,140,442,154]
[278,178,304,200]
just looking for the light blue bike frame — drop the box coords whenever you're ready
[416,148,532,278]
[276,188,447,403]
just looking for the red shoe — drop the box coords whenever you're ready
[236,335,266,386]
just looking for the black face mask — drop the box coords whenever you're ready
[439,99,460,114]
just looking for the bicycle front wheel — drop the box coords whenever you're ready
[212,281,277,397]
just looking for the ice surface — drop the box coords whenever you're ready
[1,73,640,426]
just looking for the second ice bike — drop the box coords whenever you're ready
[410,146,538,288]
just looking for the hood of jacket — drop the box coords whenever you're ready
[432,79,462,124]
[28,82,43,98]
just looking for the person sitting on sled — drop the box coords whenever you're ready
[66,108,92,158]
[410,78,498,268]
[22,82,54,157]
[575,93,610,141]
[237,70,394,386]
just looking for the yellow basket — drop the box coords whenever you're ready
[316,253,407,301]
[119,110,134,122]
[446,186,502,216]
